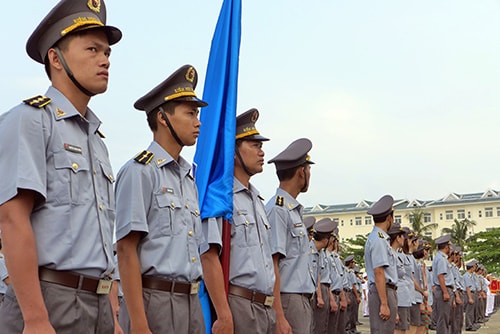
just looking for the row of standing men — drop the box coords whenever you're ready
[363,194,495,334]
[0,0,378,333]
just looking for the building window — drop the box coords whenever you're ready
[439,213,443,220]
[355,217,362,226]
[457,209,465,220]
[478,210,482,218]
[341,220,344,227]
[424,213,431,223]
[395,215,402,224]
[468,211,471,219]
[365,216,371,225]
[350,219,353,226]
[424,231,433,237]
[497,207,500,217]
[333,218,339,224]
[485,207,493,217]
[409,214,414,224]
[445,210,453,220]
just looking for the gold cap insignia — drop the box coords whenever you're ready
[87,0,101,13]
[251,110,258,123]
[185,66,195,83]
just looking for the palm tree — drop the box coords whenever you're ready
[406,208,438,242]
[441,218,476,249]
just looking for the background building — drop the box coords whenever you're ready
[304,189,500,243]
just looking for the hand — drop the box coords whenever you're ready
[356,296,361,304]
[317,295,324,308]
[330,299,339,313]
[443,291,450,302]
[23,320,56,334]
[469,298,474,305]
[276,316,292,334]
[212,316,234,334]
[379,303,390,321]
[340,298,347,311]
[456,295,463,305]
[395,312,400,324]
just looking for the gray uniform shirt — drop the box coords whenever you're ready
[328,251,345,292]
[396,251,412,307]
[266,188,314,294]
[0,86,115,277]
[432,251,454,287]
[200,178,275,295]
[364,226,398,285]
[115,141,203,282]
[318,249,331,284]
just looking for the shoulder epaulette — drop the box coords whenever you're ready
[187,173,194,181]
[258,195,265,201]
[134,150,154,165]
[23,95,51,108]
[378,232,385,239]
[275,195,284,206]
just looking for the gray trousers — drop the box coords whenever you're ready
[327,293,344,334]
[228,294,276,334]
[368,284,397,334]
[434,286,453,334]
[313,284,330,334]
[451,291,464,334]
[119,287,205,334]
[0,282,114,334]
[465,293,475,329]
[281,293,313,334]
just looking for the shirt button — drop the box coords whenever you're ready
[72,163,79,170]
[188,230,193,236]
[99,204,103,211]
[191,257,197,263]
[299,231,303,235]
[170,202,175,208]
[185,203,189,209]
[93,169,97,174]
[109,174,114,181]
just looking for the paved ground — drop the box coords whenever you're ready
[355,308,499,333]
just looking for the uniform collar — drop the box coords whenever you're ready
[147,141,192,178]
[46,86,102,134]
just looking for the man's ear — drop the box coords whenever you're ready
[46,48,63,71]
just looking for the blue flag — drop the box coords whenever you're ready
[193,0,241,222]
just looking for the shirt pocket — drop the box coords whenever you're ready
[232,212,259,248]
[155,192,182,236]
[99,161,115,209]
[287,222,306,257]
[53,150,91,205]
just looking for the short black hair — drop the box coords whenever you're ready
[147,101,180,131]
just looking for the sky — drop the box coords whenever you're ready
[2,1,500,208]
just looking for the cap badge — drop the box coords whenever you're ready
[185,66,195,83]
[251,111,258,123]
[88,0,101,13]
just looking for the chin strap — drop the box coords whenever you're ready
[159,107,184,147]
[54,47,96,97]
[235,146,253,177]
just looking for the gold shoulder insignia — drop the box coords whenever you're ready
[96,130,106,138]
[23,95,51,108]
[258,195,265,201]
[275,195,284,206]
[134,150,154,165]
[378,232,385,238]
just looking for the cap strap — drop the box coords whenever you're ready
[159,107,184,147]
[54,47,96,97]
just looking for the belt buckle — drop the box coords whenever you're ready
[96,279,112,295]
[264,296,274,307]
[190,282,200,295]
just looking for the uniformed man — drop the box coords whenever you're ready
[431,234,454,334]
[311,218,336,334]
[266,138,315,334]
[0,1,122,332]
[200,108,276,334]
[327,225,348,334]
[115,65,208,333]
[344,255,361,334]
[364,194,398,334]
[304,216,316,241]
[463,260,479,331]
[450,246,465,334]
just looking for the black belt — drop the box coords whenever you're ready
[343,288,352,292]
[142,276,200,295]
[332,290,341,295]
[321,283,331,288]
[229,284,274,307]
[39,267,112,294]
[386,283,397,291]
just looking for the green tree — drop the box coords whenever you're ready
[465,228,500,274]
[406,208,438,242]
[441,218,476,250]
[343,234,368,268]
